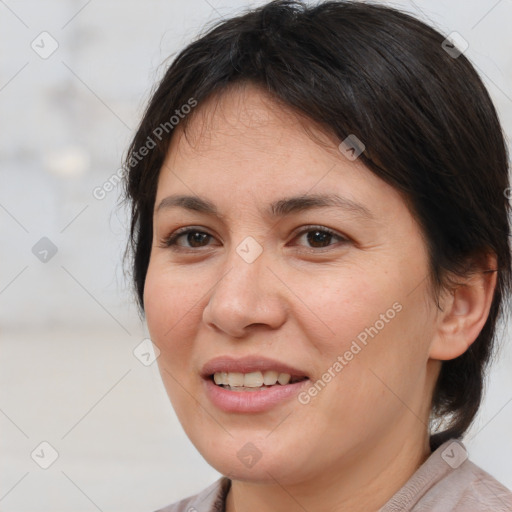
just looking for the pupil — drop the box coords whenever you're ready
[307,230,331,247]
[189,232,208,247]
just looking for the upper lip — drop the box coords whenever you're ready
[201,355,310,379]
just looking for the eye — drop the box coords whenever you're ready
[159,227,215,249]
[292,225,347,250]
[158,225,348,251]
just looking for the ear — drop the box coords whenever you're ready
[429,253,498,361]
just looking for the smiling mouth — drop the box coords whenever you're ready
[210,370,309,391]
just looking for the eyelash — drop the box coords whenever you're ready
[158,225,348,252]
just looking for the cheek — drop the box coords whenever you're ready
[144,267,173,339]
[143,262,200,360]
[297,263,433,392]
[143,263,204,415]
[293,268,394,354]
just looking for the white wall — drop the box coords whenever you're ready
[1,1,511,510]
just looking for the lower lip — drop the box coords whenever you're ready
[203,377,310,413]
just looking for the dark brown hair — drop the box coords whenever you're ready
[122,0,511,449]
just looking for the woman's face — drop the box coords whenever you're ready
[144,84,441,485]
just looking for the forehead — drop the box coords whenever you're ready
[154,82,410,227]
[158,91,358,207]
[166,82,342,164]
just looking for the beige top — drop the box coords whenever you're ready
[155,438,512,512]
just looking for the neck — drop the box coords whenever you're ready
[225,426,431,512]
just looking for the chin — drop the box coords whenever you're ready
[195,440,309,485]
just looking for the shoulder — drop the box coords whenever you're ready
[381,439,512,512]
[448,459,512,511]
[154,476,231,512]
[426,455,512,511]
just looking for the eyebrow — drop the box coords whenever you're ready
[155,193,374,221]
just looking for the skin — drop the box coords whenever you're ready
[143,82,497,512]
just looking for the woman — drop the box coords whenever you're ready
[123,1,512,510]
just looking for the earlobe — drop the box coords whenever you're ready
[429,255,497,361]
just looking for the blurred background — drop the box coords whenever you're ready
[0,0,511,510]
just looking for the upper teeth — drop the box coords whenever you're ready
[213,371,293,387]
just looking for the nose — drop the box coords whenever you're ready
[202,241,287,338]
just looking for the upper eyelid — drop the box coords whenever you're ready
[168,225,343,237]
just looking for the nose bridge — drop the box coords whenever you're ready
[235,234,265,266]
[220,202,269,272]
[217,234,268,299]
